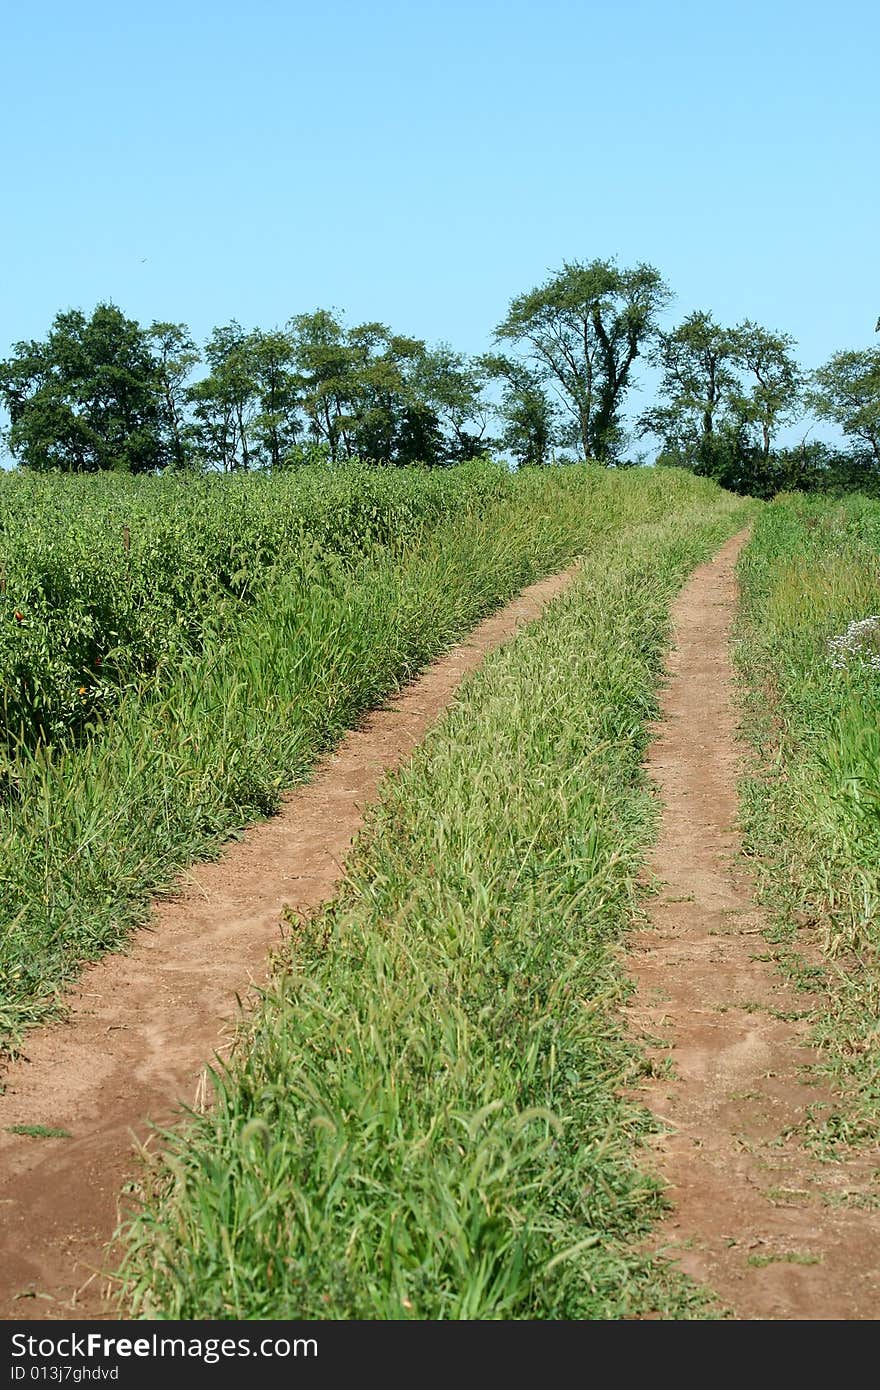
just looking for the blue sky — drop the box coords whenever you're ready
[1,0,877,448]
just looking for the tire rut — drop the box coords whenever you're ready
[629,530,880,1320]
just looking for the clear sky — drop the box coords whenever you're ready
[1,0,877,447]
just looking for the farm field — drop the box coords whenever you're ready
[5,470,880,1322]
[0,462,724,1054]
[0,463,514,751]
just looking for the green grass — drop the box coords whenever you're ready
[747,1251,822,1268]
[736,493,880,1152]
[0,465,738,1056]
[6,1124,72,1139]
[117,487,752,1320]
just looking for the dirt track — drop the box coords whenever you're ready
[630,531,880,1320]
[0,564,579,1320]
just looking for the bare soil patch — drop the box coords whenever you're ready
[0,565,578,1320]
[629,531,880,1320]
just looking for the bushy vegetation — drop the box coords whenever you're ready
[0,463,509,749]
[118,477,752,1320]
[736,494,880,1146]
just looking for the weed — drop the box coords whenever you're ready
[747,1251,822,1267]
[6,1124,71,1139]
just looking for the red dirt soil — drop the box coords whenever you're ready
[629,531,880,1320]
[0,565,579,1320]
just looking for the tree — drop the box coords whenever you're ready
[0,303,164,472]
[638,310,739,462]
[289,310,357,462]
[148,321,200,469]
[248,328,301,469]
[495,258,671,462]
[481,353,559,467]
[408,345,491,461]
[730,321,802,460]
[189,322,258,471]
[641,312,804,492]
[288,312,481,466]
[810,347,880,466]
[345,322,425,465]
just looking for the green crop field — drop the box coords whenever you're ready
[0,464,510,751]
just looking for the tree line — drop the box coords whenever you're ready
[1,258,878,495]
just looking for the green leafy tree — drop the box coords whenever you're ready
[495,258,671,461]
[346,323,425,464]
[289,313,477,466]
[730,321,802,460]
[810,347,880,466]
[638,311,739,459]
[408,345,491,461]
[481,353,559,466]
[248,328,302,469]
[189,322,258,471]
[148,321,200,469]
[0,303,164,472]
[289,310,357,462]
[641,312,804,491]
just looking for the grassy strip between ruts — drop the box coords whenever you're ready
[1,466,730,1054]
[735,494,880,1154]
[117,492,752,1320]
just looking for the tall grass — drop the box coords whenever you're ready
[0,463,511,747]
[736,493,880,1148]
[117,487,752,1320]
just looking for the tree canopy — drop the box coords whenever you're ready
[0,265,878,498]
[0,304,165,473]
[809,348,880,466]
[495,259,671,462]
[639,312,805,494]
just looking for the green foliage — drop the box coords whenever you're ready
[745,440,880,499]
[736,495,880,1147]
[118,474,749,1320]
[3,276,878,484]
[641,311,803,494]
[732,320,803,459]
[480,354,560,466]
[289,314,489,467]
[810,347,880,466]
[148,322,201,471]
[2,463,695,1052]
[0,304,493,475]
[0,464,506,751]
[495,258,671,462]
[407,343,492,461]
[0,304,166,473]
[641,310,739,447]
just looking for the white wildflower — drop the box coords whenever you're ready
[827,616,880,672]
